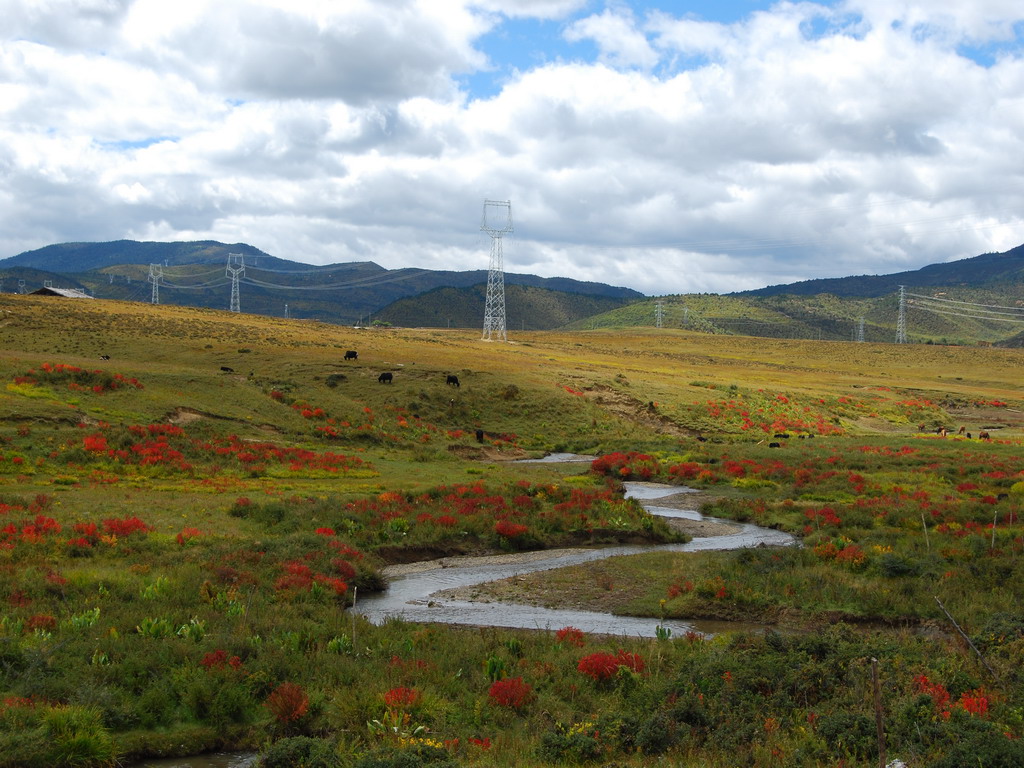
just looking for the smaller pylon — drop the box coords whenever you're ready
[895,285,907,343]
[148,264,163,304]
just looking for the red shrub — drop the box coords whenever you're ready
[495,520,528,538]
[555,626,586,647]
[26,615,56,632]
[264,682,309,723]
[103,516,152,537]
[201,649,243,671]
[577,649,645,680]
[577,652,621,681]
[488,677,533,709]
[383,686,421,710]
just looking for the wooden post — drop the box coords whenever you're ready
[351,586,358,650]
[934,596,998,680]
[920,512,930,552]
[872,658,886,768]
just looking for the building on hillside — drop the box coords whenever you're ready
[29,287,93,299]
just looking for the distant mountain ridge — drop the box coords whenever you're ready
[0,240,642,328]
[736,243,1024,298]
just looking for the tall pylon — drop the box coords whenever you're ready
[226,253,245,313]
[655,301,664,328]
[856,316,865,343]
[148,264,163,304]
[480,199,513,342]
[895,285,907,343]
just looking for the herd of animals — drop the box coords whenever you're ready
[341,349,459,387]
[100,351,999,443]
[212,350,460,388]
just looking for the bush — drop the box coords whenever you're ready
[43,705,119,768]
[876,553,921,578]
[816,712,876,760]
[538,725,604,763]
[636,711,679,755]
[354,744,457,768]
[929,731,1024,768]
[258,736,339,768]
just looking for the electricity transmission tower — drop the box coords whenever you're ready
[895,285,907,343]
[655,301,664,328]
[17,280,26,294]
[226,253,245,313]
[148,264,163,304]
[480,199,513,342]
[856,316,865,343]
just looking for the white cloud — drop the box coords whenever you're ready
[2,0,1024,298]
[564,7,660,69]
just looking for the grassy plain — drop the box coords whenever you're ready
[0,294,1022,767]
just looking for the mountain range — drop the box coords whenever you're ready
[2,239,1023,344]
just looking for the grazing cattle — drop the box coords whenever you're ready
[773,433,789,439]
[220,366,234,373]
[344,350,358,361]
[377,372,393,384]
[966,433,972,440]
[475,429,484,443]
[938,427,948,438]
[768,442,781,448]
[99,354,110,361]
[979,431,991,441]
[957,426,966,435]
[446,375,460,388]
[695,436,707,442]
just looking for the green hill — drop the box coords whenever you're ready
[375,284,638,330]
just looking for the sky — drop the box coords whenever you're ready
[3,0,1024,296]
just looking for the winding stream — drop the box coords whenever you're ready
[354,482,795,639]
[131,482,793,767]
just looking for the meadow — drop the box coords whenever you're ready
[0,294,1022,767]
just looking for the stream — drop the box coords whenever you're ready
[354,482,795,639]
[130,482,793,768]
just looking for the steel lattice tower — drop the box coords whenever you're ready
[480,199,513,342]
[856,316,865,343]
[148,264,163,304]
[226,253,245,313]
[655,301,664,328]
[895,285,907,343]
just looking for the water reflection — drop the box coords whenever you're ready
[128,753,257,768]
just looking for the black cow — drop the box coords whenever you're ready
[769,442,781,448]
[344,350,358,361]
[99,355,110,361]
[220,366,234,373]
[475,429,485,443]
[446,375,460,388]
[378,372,393,384]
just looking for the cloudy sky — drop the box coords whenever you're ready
[3,0,1024,295]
